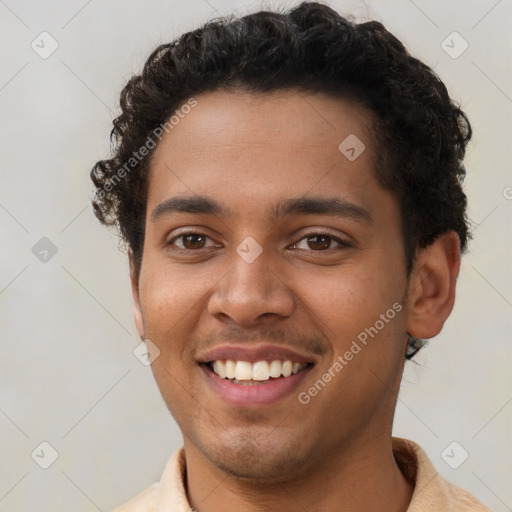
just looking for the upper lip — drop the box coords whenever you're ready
[197,344,316,364]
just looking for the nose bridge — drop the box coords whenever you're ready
[208,236,295,324]
[227,237,275,305]
[231,239,271,295]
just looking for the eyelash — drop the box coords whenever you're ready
[166,230,352,253]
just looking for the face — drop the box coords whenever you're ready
[132,89,412,482]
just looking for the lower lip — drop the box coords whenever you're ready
[200,364,313,407]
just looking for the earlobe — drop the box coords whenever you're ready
[129,252,145,340]
[406,231,461,340]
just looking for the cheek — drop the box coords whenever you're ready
[140,258,211,319]
[298,261,406,355]
[138,267,205,412]
[137,264,204,359]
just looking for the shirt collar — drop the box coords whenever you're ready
[155,437,487,511]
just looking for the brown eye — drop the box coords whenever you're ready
[181,233,206,249]
[306,235,332,250]
[168,231,214,251]
[291,232,351,252]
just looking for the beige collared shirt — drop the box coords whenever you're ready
[112,437,492,511]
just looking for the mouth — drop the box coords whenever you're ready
[199,358,314,407]
[203,359,313,385]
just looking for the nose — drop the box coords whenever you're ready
[207,243,296,327]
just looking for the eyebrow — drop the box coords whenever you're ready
[151,195,372,224]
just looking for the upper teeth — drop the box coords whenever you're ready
[211,360,308,381]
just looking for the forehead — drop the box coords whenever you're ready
[146,89,390,222]
[152,88,375,159]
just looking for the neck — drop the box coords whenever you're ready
[184,432,414,512]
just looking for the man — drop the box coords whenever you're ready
[90,2,492,510]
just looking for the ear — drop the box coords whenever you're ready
[406,231,461,339]
[129,250,145,340]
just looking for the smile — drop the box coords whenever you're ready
[209,359,311,384]
[201,359,314,407]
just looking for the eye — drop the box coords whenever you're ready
[290,232,351,251]
[166,230,351,253]
[167,230,219,251]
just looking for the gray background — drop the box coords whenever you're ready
[0,0,511,510]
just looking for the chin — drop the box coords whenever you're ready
[198,432,310,482]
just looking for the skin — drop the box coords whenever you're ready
[130,89,461,511]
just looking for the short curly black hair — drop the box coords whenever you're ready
[91,0,472,283]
